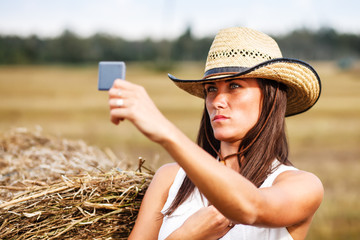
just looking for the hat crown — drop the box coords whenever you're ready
[205,27,282,73]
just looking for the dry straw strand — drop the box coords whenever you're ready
[0,171,153,239]
[0,127,154,239]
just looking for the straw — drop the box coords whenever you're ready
[0,127,154,239]
[0,170,153,239]
[0,127,128,201]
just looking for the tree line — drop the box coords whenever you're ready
[0,27,359,65]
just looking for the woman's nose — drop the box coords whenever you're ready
[212,92,227,109]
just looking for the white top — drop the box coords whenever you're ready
[158,160,297,240]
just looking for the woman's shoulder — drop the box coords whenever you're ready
[155,162,180,179]
[151,163,181,193]
[271,160,322,191]
[274,167,322,188]
[274,168,324,206]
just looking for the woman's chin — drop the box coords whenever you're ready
[214,133,242,143]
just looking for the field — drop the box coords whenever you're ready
[0,62,359,239]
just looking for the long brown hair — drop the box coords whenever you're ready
[164,79,291,216]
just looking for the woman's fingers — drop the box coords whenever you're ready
[177,206,234,239]
[107,79,172,143]
[110,114,121,125]
[108,86,124,99]
[109,104,128,125]
[109,98,126,108]
[108,79,131,124]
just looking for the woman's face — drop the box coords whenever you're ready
[205,78,262,144]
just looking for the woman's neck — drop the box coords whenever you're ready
[220,141,241,172]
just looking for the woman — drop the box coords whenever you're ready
[108,27,324,240]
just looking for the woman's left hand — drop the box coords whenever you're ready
[165,205,234,240]
[108,79,172,143]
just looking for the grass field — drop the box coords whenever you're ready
[0,62,359,239]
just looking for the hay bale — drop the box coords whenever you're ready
[0,170,152,239]
[0,127,154,239]
[0,127,127,201]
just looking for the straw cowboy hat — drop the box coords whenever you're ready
[168,27,321,116]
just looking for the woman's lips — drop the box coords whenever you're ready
[212,115,230,122]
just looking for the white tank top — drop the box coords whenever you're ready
[158,160,297,240]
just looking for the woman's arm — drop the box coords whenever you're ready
[161,126,324,227]
[109,80,323,228]
[128,163,180,240]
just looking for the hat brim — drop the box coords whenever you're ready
[168,58,321,117]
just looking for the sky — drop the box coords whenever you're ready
[0,0,359,40]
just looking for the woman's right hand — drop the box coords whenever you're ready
[166,205,234,240]
[108,79,174,144]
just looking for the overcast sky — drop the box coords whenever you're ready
[0,0,359,40]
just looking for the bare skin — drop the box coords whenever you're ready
[108,79,324,240]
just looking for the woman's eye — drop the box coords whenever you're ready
[206,86,217,93]
[230,83,241,89]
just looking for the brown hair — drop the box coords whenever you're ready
[164,79,292,216]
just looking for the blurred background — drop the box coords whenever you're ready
[0,0,359,239]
